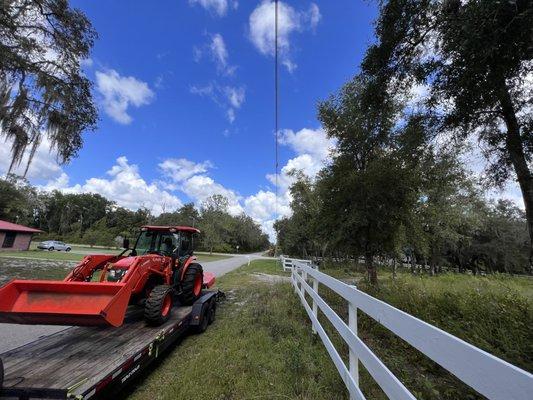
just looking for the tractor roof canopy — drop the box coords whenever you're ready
[141,225,200,234]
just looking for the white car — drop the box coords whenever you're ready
[37,240,72,252]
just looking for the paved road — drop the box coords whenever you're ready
[0,253,270,353]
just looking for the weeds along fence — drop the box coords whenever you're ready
[281,256,533,400]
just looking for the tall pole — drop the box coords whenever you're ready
[274,0,279,253]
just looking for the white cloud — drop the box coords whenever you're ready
[181,175,244,215]
[96,69,155,124]
[189,0,229,17]
[226,108,236,123]
[195,33,236,76]
[42,171,70,191]
[243,127,335,240]
[279,127,334,161]
[190,83,245,123]
[80,58,93,68]
[249,1,321,72]
[154,75,164,89]
[225,86,245,108]
[245,190,290,221]
[159,158,213,182]
[211,33,228,67]
[0,136,62,181]
[267,128,335,192]
[307,3,321,28]
[210,33,236,76]
[42,157,182,215]
[22,127,334,241]
[190,83,215,98]
[158,158,244,215]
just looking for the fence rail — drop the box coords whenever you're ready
[280,255,313,272]
[285,257,533,400]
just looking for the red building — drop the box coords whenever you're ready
[0,220,42,251]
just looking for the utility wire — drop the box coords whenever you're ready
[274,0,279,238]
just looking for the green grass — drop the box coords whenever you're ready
[195,253,231,263]
[0,258,74,285]
[127,260,348,400]
[0,249,87,261]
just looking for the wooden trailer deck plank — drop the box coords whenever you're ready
[1,306,192,392]
[1,308,145,374]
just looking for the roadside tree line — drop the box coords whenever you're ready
[0,177,270,253]
[276,0,532,281]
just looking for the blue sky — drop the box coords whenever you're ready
[0,0,522,238]
[0,0,377,237]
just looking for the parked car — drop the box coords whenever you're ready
[37,240,71,252]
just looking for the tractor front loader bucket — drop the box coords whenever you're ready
[0,280,132,327]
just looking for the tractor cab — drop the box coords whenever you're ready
[128,226,199,265]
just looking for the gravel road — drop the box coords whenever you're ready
[0,253,269,353]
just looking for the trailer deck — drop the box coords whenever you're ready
[0,291,219,399]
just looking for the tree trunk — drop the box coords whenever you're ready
[392,258,397,280]
[365,252,377,285]
[430,252,436,276]
[410,253,416,274]
[497,78,533,273]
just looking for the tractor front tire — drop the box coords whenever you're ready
[144,285,174,326]
[178,263,203,305]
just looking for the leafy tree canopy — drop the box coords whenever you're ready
[361,0,533,262]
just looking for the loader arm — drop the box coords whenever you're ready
[65,254,122,282]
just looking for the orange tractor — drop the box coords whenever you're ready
[0,226,215,327]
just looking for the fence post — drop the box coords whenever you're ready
[312,275,318,334]
[348,301,359,388]
[292,264,298,294]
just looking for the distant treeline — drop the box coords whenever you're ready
[0,177,270,253]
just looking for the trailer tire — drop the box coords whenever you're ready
[144,285,174,326]
[208,301,216,325]
[178,263,203,305]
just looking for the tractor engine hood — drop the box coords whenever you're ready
[113,256,136,269]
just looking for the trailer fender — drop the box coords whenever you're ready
[189,292,216,327]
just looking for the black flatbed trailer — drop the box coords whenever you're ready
[0,290,221,400]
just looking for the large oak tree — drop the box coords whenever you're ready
[362,0,533,267]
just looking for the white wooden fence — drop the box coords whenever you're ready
[285,258,533,400]
[280,255,313,272]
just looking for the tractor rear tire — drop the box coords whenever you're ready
[178,263,203,305]
[144,285,174,326]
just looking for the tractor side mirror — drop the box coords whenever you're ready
[122,238,130,249]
